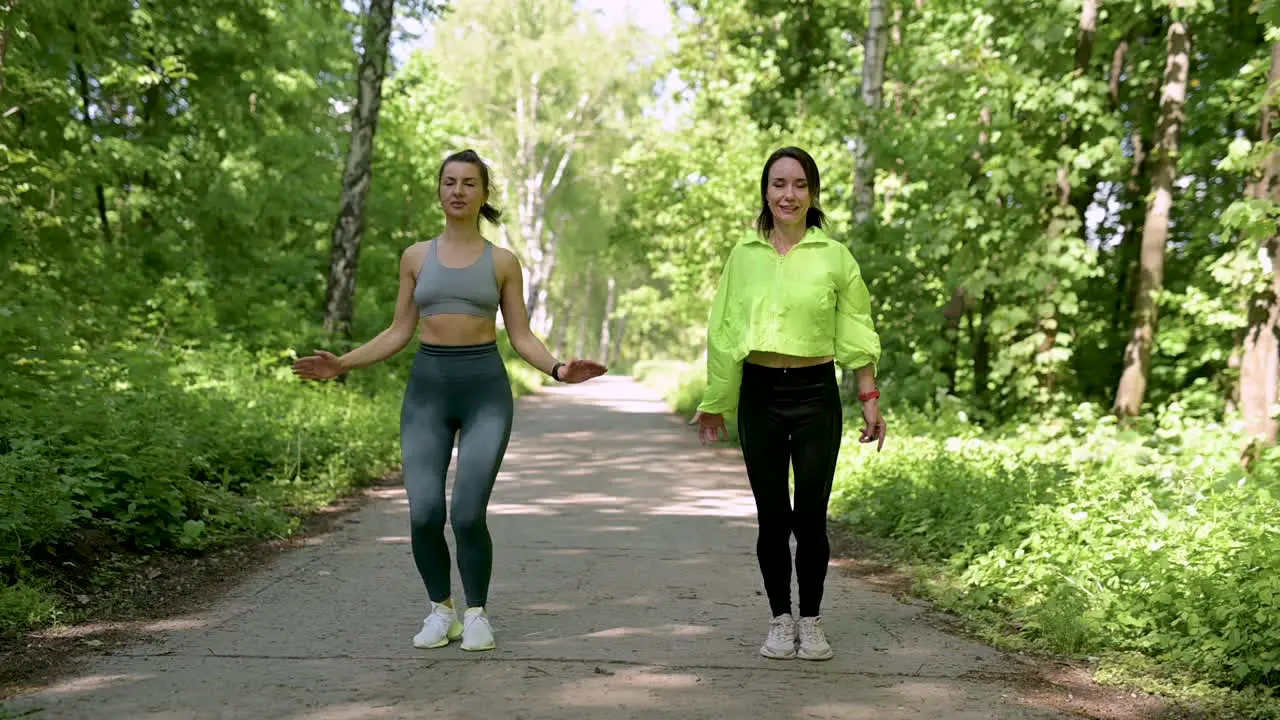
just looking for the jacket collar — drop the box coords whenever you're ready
[742,226,831,247]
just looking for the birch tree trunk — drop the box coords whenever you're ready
[510,70,588,338]
[610,316,627,366]
[599,276,617,361]
[322,0,395,338]
[851,0,886,231]
[574,265,594,358]
[842,0,886,396]
[1114,6,1191,416]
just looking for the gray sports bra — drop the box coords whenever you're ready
[413,240,501,320]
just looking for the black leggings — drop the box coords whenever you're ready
[737,361,843,618]
[400,342,513,608]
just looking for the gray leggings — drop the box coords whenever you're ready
[400,342,513,608]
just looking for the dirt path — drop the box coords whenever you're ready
[6,377,1073,720]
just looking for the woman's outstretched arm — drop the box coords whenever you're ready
[494,247,606,383]
[293,246,421,379]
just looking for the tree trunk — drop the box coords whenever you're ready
[69,24,111,244]
[549,301,568,358]
[1109,38,1128,107]
[599,276,617,361]
[610,316,627,365]
[851,0,886,231]
[940,287,966,394]
[511,70,584,338]
[970,290,995,399]
[574,265,594,359]
[323,0,395,338]
[1113,130,1149,337]
[525,235,559,337]
[842,0,887,397]
[1074,0,1098,71]
[1114,9,1190,417]
[1237,41,1280,447]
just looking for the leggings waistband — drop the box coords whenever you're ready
[741,361,835,383]
[417,341,499,357]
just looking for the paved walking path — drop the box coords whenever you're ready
[8,377,1066,719]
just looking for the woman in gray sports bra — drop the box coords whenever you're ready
[293,149,607,652]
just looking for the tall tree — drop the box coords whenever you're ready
[841,0,887,396]
[1238,40,1280,446]
[1114,3,1192,417]
[852,0,887,231]
[323,0,398,338]
[434,0,652,337]
[68,22,111,243]
[599,275,618,362]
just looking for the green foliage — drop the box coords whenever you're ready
[829,412,1280,695]
[0,582,61,638]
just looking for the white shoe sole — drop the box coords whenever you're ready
[413,626,462,649]
[461,640,496,652]
[797,646,833,661]
[760,645,796,660]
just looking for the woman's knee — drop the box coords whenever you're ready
[409,498,447,535]
[756,511,792,540]
[450,506,488,539]
[792,520,828,546]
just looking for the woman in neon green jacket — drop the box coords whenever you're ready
[691,146,886,662]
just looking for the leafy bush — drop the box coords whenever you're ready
[833,412,1280,692]
[0,581,59,636]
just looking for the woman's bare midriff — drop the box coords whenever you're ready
[418,314,497,346]
[745,351,834,368]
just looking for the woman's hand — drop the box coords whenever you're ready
[557,359,608,383]
[690,411,728,445]
[859,399,886,451]
[292,350,345,381]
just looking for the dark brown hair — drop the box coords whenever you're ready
[756,146,826,236]
[437,149,503,227]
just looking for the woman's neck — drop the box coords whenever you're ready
[770,221,807,250]
[440,216,486,245]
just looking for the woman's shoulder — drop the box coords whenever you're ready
[400,239,434,271]
[405,238,436,254]
[489,243,519,266]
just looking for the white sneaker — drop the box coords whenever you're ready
[412,601,463,649]
[760,613,797,659]
[797,616,833,660]
[460,607,496,652]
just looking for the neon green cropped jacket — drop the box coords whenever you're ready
[697,226,881,417]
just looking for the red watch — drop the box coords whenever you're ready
[858,390,880,402]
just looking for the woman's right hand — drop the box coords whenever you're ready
[292,350,346,380]
[690,410,727,446]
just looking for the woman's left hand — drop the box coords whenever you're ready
[558,359,608,383]
[859,399,886,451]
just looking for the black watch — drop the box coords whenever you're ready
[551,362,565,382]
